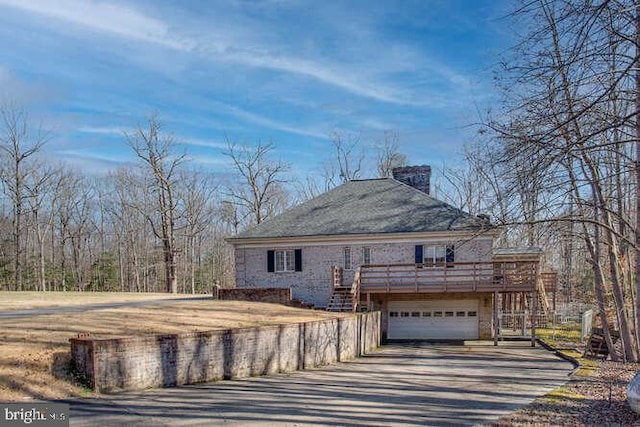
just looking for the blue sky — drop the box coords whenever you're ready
[0,0,512,179]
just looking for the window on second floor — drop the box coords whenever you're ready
[343,247,352,270]
[415,244,455,268]
[362,247,371,265]
[424,245,446,267]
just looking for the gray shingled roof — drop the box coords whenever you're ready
[231,178,492,240]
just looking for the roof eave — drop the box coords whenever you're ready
[226,227,498,247]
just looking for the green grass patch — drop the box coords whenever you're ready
[573,355,599,376]
[538,323,601,378]
[537,322,583,347]
[544,385,585,401]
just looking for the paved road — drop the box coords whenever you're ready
[68,341,574,427]
[0,296,210,319]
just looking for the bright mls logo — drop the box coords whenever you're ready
[1,403,69,426]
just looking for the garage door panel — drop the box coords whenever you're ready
[388,300,479,340]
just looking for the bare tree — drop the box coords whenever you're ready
[329,131,364,183]
[439,164,489,217]
[223,140,289,226]
[25,162,59,291]
[178,169,217,294]
[0,105,49,290]
[479,0,640,360]
[291,175,323,203]
[375,131,406,178]
[125,116,185,293]
[105,168,156,292]
[53,169,95,291]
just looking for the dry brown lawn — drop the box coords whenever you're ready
[0,291,184,310]
[0,292,347,402]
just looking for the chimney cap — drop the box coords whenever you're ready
[392,164,431,173]
[392,165,431,195]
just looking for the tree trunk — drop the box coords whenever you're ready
[634,0,640,358]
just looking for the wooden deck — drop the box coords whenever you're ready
[358,261,540,294]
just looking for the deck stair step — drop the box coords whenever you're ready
[326,287,356,312]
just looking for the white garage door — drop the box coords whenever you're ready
[388,300,479,340]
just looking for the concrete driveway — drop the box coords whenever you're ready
[68,341,574,427]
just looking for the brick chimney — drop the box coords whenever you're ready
[392,165,431,195]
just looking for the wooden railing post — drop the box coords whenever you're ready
[332,265,343,289]
[494,291,499,346]
[443,265,447,292]
[473,263,477,291]
[531,288,537,347]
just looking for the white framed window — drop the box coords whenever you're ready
[343,247,352,270]
[421,244,454,267]
[362,247,371,265]
[275,249,295,272]
[424,245,446,266]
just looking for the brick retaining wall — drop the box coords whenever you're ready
[69,311,381,393]
[214,287,292,305]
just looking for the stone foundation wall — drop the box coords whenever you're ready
[69,311,381,393]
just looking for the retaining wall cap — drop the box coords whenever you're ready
[67,312,369,344]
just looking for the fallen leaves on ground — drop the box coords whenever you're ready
[494,359,640,426]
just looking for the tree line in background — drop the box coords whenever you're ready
[3,0,640,361]
[0,109,407,295]
[464,0,640,362]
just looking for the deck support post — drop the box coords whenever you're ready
[493,291,499,346]
[531,289,537,347]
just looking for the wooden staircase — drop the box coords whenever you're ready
[327,286,356,312]
[584,327,620,359]
[326,266,360,312]
[534,275,552,326]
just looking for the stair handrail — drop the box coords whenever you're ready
[332,265,344,288]
[536,274,551,317]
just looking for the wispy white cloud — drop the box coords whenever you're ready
[186,154,227,167]
[222,50,411,105]
[0,0,192,50]
[0,0,433,106]
[180,137,228,150]
[0,0,503,172]
[77,125,128,135]
[78,126,232,152]
[49,148,134,175]
[219,103,328,140]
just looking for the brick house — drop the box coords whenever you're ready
[227,166,545,342]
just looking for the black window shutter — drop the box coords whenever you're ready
[267,250,275,272]
[446,245,455,268]
[294,249,302,272]
[414,245,423,264]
